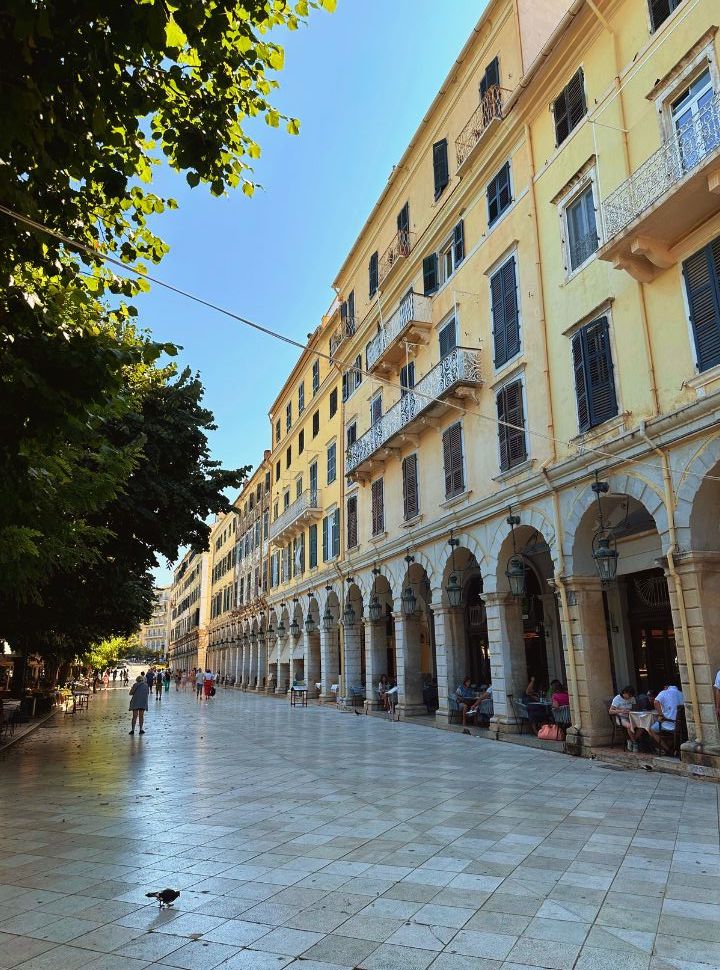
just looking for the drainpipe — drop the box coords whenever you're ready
[543,470,582,736]
[639,422,702,747]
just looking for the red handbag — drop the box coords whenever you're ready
[538,724,562,741]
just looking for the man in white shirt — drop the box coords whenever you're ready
[714,670,720,717]
[649,684,684,754]
[194,668,204,699]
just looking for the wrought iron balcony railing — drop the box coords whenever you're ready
[603,93,720,240]
[346,349,482,475]
[378,229,414,285]
[269,489,322,542]
[365,291,433,372]
[329,317,356,358]
[456,86,509,168]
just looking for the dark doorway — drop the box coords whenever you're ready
[627,569,677,692]
[464,575,490,685]
[522,569,549,690]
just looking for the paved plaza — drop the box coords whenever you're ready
[0,689,719,970]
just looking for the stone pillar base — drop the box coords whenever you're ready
[435,708,452,726]
[318,693,336,704]
[491,716,523,736]
[397,703,427,718]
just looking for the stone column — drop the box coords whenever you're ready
[364,618,386,711]
[433,605,464,723]
[560,576,615,749]
[319,625,339,703]
[248,640,257,690]
[343,622,363,697]
[304,629,320,698]
[667,552,720,757]
[395,609,426,718]
[482,591,528,730]
[256,638,267,691]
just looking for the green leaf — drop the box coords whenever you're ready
[165,16,187,50]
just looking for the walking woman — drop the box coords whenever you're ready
[129,675,149,734]
[163,669,171,694]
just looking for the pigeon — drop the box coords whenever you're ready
[146,889,180,908]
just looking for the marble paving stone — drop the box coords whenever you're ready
[248,925,324,955]
[444,929,517,960]
[359,943,438,970]
[155,939,242,969]
[300,932,381,966]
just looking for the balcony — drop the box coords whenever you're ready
[269,489,322,543]
[599,93,720,281]
[378,229,415,286]
[365,291,433,374]
[456,86,509,171]
[330,317,356,358]
[346,348,482,478]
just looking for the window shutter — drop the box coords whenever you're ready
[567,68,587,131]
[342,371,349,402]
[649,0,671,30]
[322,515,329,562]
[333,509,340,557]
[423,253,438,296]
[442,422,464,497]
[491,257,519,367]
[439,318,457,359]
[497,380,527,471]
[371,479,385,535]
[312,411,319,437]
[480,56,500,97]
[347,290,355,327]
[369,252,379,297]
[397,202,409,235]
[683,239,720,373]
[309,524,318,568]
[453,221,465,265]
[402,454,419,520]
[347,496,358,548]
[572,331,590,433]
[584,316,617,427]
[340,300,347,327]
[354,354,362,389]
[433,139,449,198]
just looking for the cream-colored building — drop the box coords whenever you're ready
[168,549,210,672]
[139,586,171,659]
[179,0,720,773]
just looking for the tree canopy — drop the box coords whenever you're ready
[0,0,333,659]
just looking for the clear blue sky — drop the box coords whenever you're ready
[149,0,485,584]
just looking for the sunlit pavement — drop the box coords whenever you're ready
[1,688,719,970]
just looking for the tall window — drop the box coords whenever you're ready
[347,495,358,549]
[298,381,305,414]
[369,251,379,298]
[296,476,303,499]
[275,460,281,482]
[553,68,587,146]
[649,0,683,32]
[572,316,618,432]
[487,162,512,226]
[346,422,357,449]
[439,318,457,359]
[400,361,415,396]
[565,184,598,272]
[285,401,292,431]
[298,429,305,454]
[371,478,385,536]
[327,441,336,484]
[322,509,340,561]
[285,445,291,469]
[490,255,520,368]
[442,422,465,498]
[480,56,500,97]
[397,201,410,242]
[309,523,318,569]
[275,419,281,444]
[329,387,338,418]
[371,393,382,426]
[312,359,320,394]
[423,220,464,295]
[402,454,419,520]
[433,138,449,199]
[496,379,527,471]
[312,409,319,438]
[672,70,718,173]
[683,235,720,373]
[309,461,318,503]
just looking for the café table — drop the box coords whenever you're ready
[628,710,655,732]
[290,685,308,707]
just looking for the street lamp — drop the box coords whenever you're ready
[591,473,619,583]
[322,607,334,631]
[290,598,300,639]
[505,512,526,598]
[343,601,356,627]
[401,552,417,616]
[446,531,462,608]
[277,618,286,640]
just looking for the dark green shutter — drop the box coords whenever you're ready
[683,238,720,373]
[397,202,409,235]
[454,221,465,265]
[423,253,438,296]
[497,380,527,471]
[322,515,328,562]
[369,252,379,297]
[333,509,340,558]
[491,257,519,367]
[480,56,500,97]
[554,69,586,145]
[309,524,317,568]
[433,139,449,198]
[572,331,590,432]
[584,316,617,427]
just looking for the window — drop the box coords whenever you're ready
[329,387,338,418]
[402,454,419,520]
[286,445,291,469]
[296,476,303,499]
[312,360,320,394]
[442,422,465,498]
[565,183,598,272]
[283,490,290,510]
[264,471,270,492]
[275,460,281,482]
[370,393,382,426]
[487,162,512,226]
[683,236,720,373]
[397,201,410,241]
[354,354,362,389]
[433,139,449,199]
[298,429,304,455]
[327,441,337,484]
[371,478,385,535]
[553,68,587,146]
[309,523,318,568]
[439,318,457,359]
[298,381,305,414]
[275,419,281,444]
[263,509,269,539]
[341,290,355,333]
[572,315,618,432]
[309,460,318,502]
[346,421,357,449]
[496,379,527,471]
[649,0,683,31]
[286,401,292,431]
[400,361,415,396]
[672,70,719,173]
[490,255,520,368]
[480,56,500,97]
[423,253,438,296]
[312,409,319,438]
[347,495,358,549]
[424,220,464,295]
[322,509,340,561]
[369,251,379,298]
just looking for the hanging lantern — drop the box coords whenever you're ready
[257,627,265,647]
[305,612,316,634]
[277,619,286,640]
[249,630,257,645]
[445,531,463,607]
[591,474,619,584]
[368,594,383,622]
[322,606,334,631]
[401,584,416,616]
[343,601,356,627]
[505,512,526,598]
[290,616,300,639]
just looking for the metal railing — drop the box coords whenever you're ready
[329,317,356,357]
[346,348,482,474]
[603,93,720,239]
[378,229,414,285]
[365,291,432,372]
[269,489,321,541]
[456,86,509,168]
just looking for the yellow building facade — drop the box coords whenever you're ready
[175,0,720,771]
[168,548,210,672]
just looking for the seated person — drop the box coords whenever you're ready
[456,677,477,724]
[609,686,639,751]
[551,683,570,708]
[523,675,540,703]
[467,685,493,728]
[649,683,684,754]
[634,689,655,711]
[378,674,389,709]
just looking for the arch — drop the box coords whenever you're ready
[487,506,556,574]
[674,434,720,549]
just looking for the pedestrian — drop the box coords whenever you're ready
[203,668,214,700]
[155,672,163,698]
[129,675,149,734]
[124,669,130,686]
[163,669,171,694]
[102,670,110,691]
[146,669,155,693]
[195,668,204,699]
[112,669,117,685]
[175,670,182,692]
